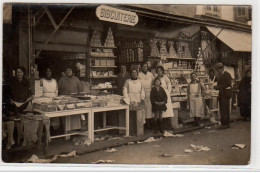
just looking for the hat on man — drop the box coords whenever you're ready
[215,62,224,69]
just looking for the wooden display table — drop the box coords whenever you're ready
[91,105,129,142]
[34,108,92,141]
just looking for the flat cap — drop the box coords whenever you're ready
[215,62,224,69]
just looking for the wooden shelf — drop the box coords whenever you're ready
[167,57,196,60]
[90,45,117,49]
[90,55,117,58]
[91,87,118,90]
[90,66,117,68]
[63,58,86,60]
[90,76,117,79]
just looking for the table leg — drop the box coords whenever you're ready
[88,111,92,144]
[136,109,144,136]
[103,112,106,129]
[91,111,95,143]
[65,116,70,140]
[125,107,129,137]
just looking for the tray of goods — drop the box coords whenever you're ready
[38,102,58,112]
[91,99,108,107]
[57,102,66,111]
[66,103,76,110]
[75,96,91,100]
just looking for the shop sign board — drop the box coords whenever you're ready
[96,5,138,26]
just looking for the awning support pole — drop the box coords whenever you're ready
[200,28,223,58]
[36,6,75,57]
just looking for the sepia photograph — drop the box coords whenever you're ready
[1,1,255,169]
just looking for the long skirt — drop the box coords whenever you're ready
[189,96,204,118]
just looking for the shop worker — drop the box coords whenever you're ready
[40,67,58,97]
[115,65,130,95]
[187,72,206,126]
[10,66,33,117]
[58,66,83,130]
[123,69,145,104]
[214,62,232,130]
[138,62,154,125]
[58,66,83,95]
[155,66,174,120]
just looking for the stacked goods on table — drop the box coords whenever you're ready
[104,27,115,47]
[168,41,178,59]
[149,39,160,57]
[32,94,125,112]
[159,40,168,60]
[90,71,116,77]
[90,30,102,47]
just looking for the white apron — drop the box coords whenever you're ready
[128,80,142,103]
[42,79,58,97]
[160,77,174,118]
[138,72,154,119]
[189,83,204,118]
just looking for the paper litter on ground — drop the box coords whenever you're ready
[163,131,184,138]
[27,151,77,163]
[128,142,135,145]
[72,137,91,146]
[190,144,210,152]
[207,130,216,133]
[105,148,117,153]
[153,145,160,148]
[184,149,193,153]
[174,155,189,157]
[91,160,115,164]
[193,132,201,135]
[137,137,162,144]
[160,153,171,157]
[232,144,246,149]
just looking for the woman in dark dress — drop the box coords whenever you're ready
[150,77,167,133]
[10,66,32,117]
[238,69,251,121]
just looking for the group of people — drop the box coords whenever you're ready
[3,61,251,148]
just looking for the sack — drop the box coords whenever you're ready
[224,88,233,99]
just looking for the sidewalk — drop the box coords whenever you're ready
[2,108,243,163]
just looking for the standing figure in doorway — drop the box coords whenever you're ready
[209,69,218,83]
[150,77,167,133]
[138,62,154,126]
[155,66,174,127]
[215,62,232,130]
[238,69,251,121]
[187,72,206,126]
[115,65,130,96]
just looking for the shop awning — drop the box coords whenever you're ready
[206,26,252,52]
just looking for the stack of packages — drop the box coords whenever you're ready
[90,30,102,47]
[136,41,144,62]
[34,80,43,97]
[149,39,159,57]
[104,27,115,47]
[194,47,206,76]
[183,42,193,59]
[168,41,178,59]
[159,40,168,60]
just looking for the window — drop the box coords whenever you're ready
[207,5,211,11]
[237,7,246,16]
[213,5,218,12]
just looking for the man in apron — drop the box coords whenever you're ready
[138,62,154,127]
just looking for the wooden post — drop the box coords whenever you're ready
[136,109,144,136]
[103,112,106,129]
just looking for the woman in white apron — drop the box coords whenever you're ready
[138,63,154,120]
[40,68,59,129]
[123,69,145,123]
[187,72,206,126]
[155,66,174,119]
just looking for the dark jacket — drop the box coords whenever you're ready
[115,72,130,96]
[216,71,232,99]
[238,76,251,107]
[150,86,167,112]
[10,77,32,103]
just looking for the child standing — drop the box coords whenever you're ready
[150,77,168,133]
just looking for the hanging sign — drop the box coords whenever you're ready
[96,5,138,26]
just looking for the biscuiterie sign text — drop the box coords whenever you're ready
[96,5,138,26]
